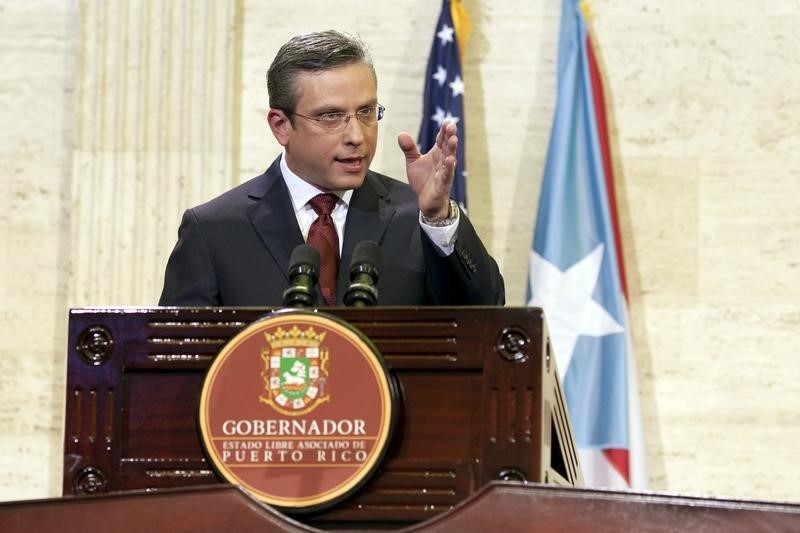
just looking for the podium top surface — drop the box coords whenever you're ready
[3,483,799,533]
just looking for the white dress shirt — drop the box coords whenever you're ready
[280,154,459,256]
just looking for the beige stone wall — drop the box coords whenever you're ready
[1,0,799,504]
[70,0,243,305]
[0,0,74,501]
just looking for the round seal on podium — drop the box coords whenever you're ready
[198,310,397,512]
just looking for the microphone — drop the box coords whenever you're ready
[282,244,320,308]
[344,241,381,307]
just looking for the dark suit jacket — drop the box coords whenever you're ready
[159,157,504,306]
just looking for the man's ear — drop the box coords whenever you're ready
[267,109,292,146]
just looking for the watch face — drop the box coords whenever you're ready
[449,199,459,218]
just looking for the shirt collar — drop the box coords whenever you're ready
[280,152,353,212]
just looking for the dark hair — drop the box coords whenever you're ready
[267,30,376,114]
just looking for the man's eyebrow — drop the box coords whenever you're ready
[305,105,345,115]
[306,99,378,115]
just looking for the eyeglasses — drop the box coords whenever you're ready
[290,104,386,132]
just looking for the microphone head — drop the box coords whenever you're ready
[350,241,381,281]
[289,244,320,281]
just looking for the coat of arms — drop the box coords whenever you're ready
[259,325,330,416]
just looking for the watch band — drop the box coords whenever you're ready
[421,199,459,227]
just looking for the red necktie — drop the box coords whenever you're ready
[307,193,340,306]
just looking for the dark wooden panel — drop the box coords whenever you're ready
[63,307,580,527]
[123,371,206,458]
[393,370,481,460]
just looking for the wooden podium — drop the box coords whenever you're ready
[5,483,800,532]
[62,306,581,528]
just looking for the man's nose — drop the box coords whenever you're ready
[342,115,365,144]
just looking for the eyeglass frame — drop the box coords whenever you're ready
[288,103,386,132]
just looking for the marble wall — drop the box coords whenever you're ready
[0,0,798,503]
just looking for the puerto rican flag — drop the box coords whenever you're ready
[527,0,647,489]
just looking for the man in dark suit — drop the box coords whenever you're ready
[159,30,504,307]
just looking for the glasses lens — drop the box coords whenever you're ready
[314,113,346,131]
[354,107,373,125]
[330,118,348,131]
[307,105,385,131]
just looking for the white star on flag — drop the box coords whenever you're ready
[449,75,465,97]
[431,106,446,126]
[433,65,448,86]
[527,244,625,375]
[437,24,454,45]
[443,111,460,124]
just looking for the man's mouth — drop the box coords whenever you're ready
[335,156,365,170]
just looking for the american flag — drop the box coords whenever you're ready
[417,0,470,210]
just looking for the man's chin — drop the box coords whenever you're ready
[311,172,366,193]
[331,172,367,191]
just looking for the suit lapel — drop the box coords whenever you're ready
[246,164,395,304]
[246,159,304,283]
[338,173,395,298]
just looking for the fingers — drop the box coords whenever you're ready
[397,132,420,163]
[435,121,458,157]
[445,154,456,174]
[441,154,456,187]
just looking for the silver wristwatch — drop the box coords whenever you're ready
[421,199,459,227]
